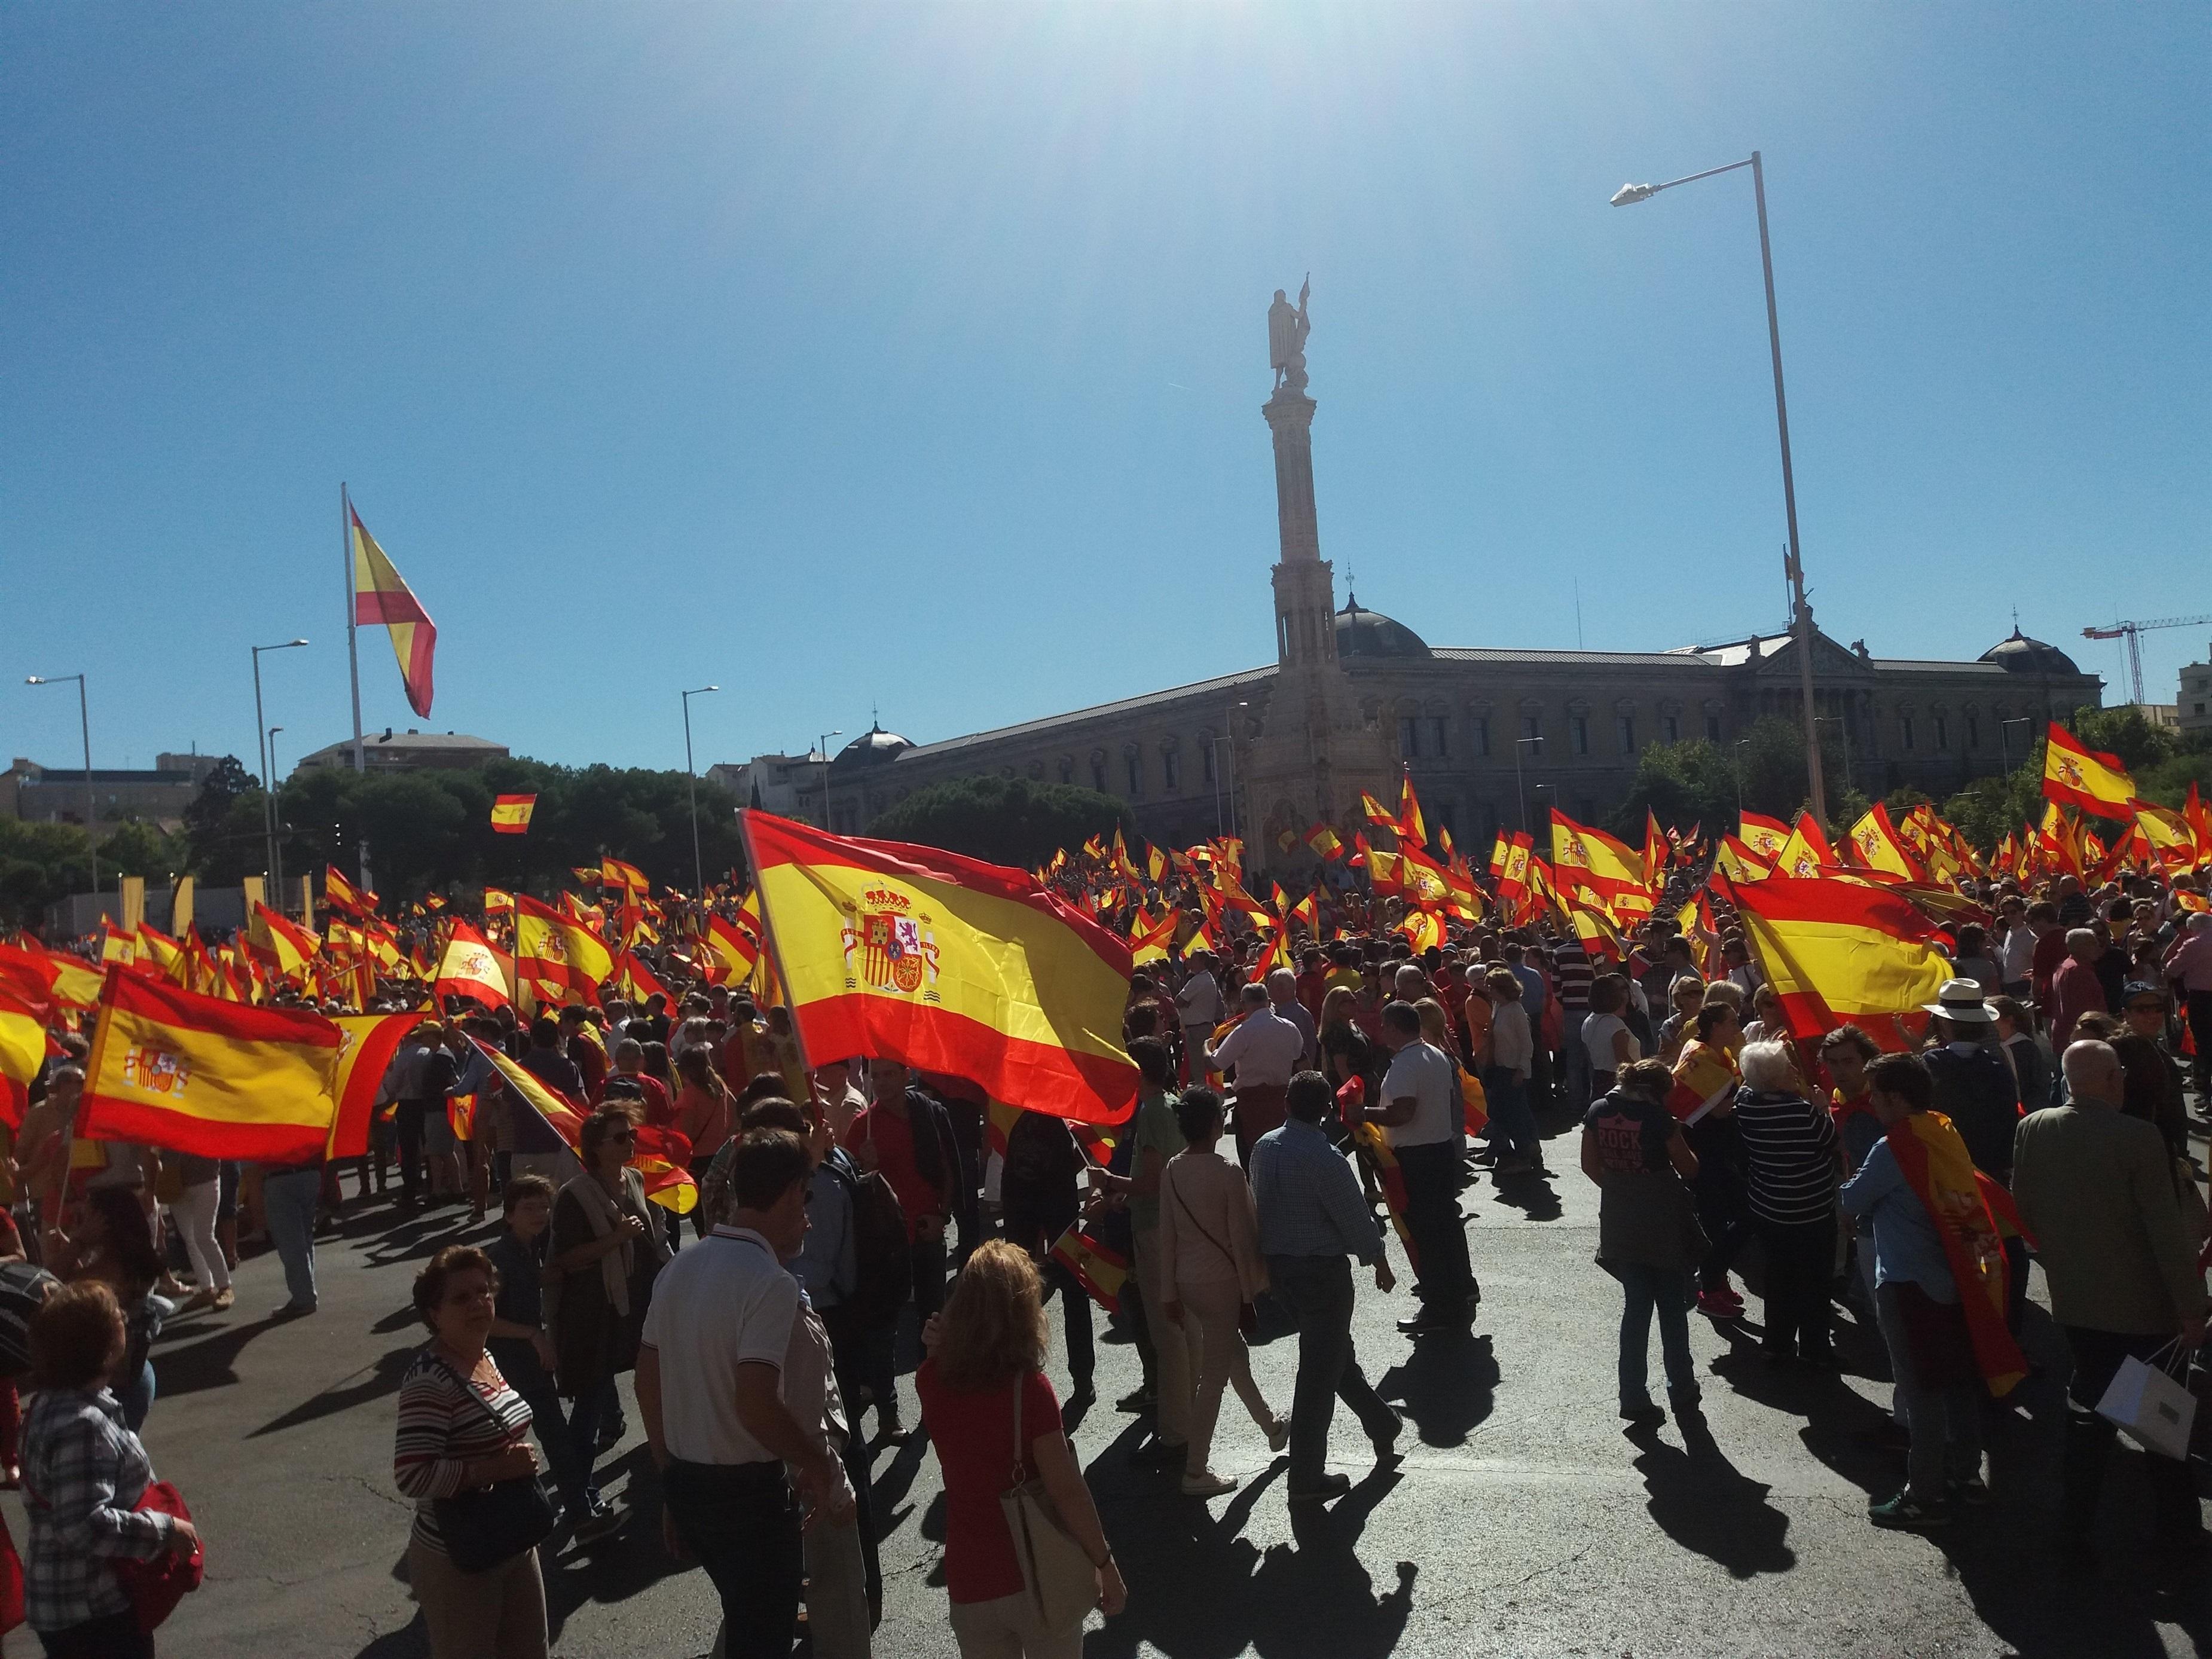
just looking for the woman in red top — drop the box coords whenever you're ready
[917,1241,1125,1657]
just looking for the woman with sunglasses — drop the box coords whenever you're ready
[548,1102,671,1511]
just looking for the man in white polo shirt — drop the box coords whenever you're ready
[1360,1000,1477,1337]
[637,1129,854,1659]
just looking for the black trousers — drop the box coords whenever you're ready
[1396,1139,1475,1314]
[2186,989,2212,1096]
[395,1100,427,1203]
[1041,1258,1096,1387]
[1267,1253,1397,1490]
[1756,1215,1836,1354]
[663,1459,803,1659]
[2061,1324,2203,1541]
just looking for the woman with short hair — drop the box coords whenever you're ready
[1579,1060,1701,1426]
[1733,1040,1843,1364]
[918,1240,1125,1657]
[393,1245,550,1659]
[1481,967,1544,1175]
[23,1279,200,1658]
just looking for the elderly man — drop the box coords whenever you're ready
[1266,967,1319,1070]
[2013,1040,2208,1569]
[2048,929,2108,1055]
[1362,1001,1477,1335]
[2163,913,2212,1107]
[1206,980,1306,1166]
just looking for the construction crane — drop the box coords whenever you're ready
[2082,613,2212,705]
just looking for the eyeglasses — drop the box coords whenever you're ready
[607,1130,638,1144]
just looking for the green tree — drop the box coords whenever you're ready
[1609,716,1841,837]
[869,776,1134,869]
[97,820,187,881]
[181,756,268,886]
[0,817,92,928]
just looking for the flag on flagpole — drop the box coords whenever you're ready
[471,1038,696,1211]
[435,921,513,1011]
[326,1011,426,1159]
[2042,722,2136,820]
[1721,873,1954,1050]
[350,503,437,718]
[78,971,341,1162]
[741,810,1138,1126]
[490,794,537,835]
[1047,1225,1128,1313]
[514,894,613,1007]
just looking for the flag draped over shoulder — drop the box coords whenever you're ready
[350,503,436,719]
[1886,1113,2028,1397]
[2042,722,2135,820]
[1722,875,1953,1050]
[740,810,1139,1126]
[327,1011,426,1159]
[80,971,340,1162]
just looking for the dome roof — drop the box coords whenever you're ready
[1334,595,1431,660]
[1978,628,2080,678]
[833,723,912,769]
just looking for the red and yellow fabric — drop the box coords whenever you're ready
[1737,811,1792,864]
[1721,874,1953,1051]
[1126,908,1178,967]
[2185,783,2211,866]
[1048,1225,1128,1313]
[613,950,671,1008]
[1844,802,1926,881]
[2042,722,2134,820]
[99,927,138,971]
[701,906,763,986]
[0,941,102,1010]
[1395,845,1453,909]
[350,503,436,719]
[1397,772,1427,849]
[1773,811,1837,880]
[0,976,53,1128]
[1305,824,1344,863]
[484,887,515,916]
[135,924,186,984]
[1348,1116,1417,1273]
[1359,791,1397,831]
[1459,1067,1487,1136]
[1550,809,1652,916]
[2132,801,2195,870]
[600,857,650,896]
[326,1010,426,1159]
[514,893,613,1007]
[1643,812,1670,897]
[1714,835,1776,884]
[435,921,512,1011]
[1666,1038,1739,1126]
[490,794,537,835]
[323,865,378,918]
[740,810,1138,1126]
[1885,1112,2029,1397]
[246,902,320,984]
[472,1037,695,1212]
[79,970,341,1162]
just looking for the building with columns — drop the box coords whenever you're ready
[735,294,2102,867]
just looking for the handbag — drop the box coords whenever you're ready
[111,1481,201,1633]
[2095,1338,2198,1462]
[432,1358,558,1572]
[1168,1166,1258,1336]
[997,1374,1098,1633]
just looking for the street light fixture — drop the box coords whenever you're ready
[1997,716,2035,778]
[252,638,310,890]
[25,674,96,900]
[1514,734,1544,836]
[267,726,288,905]
[682,686,720,897]
[1813,714,1853,795]
[1612,151,1827,829]
[817,731,844,830]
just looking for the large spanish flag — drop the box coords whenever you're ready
[1550,808,1653,917]
[0,940,103,1012]
[2042,722,2135,820]
[1721,875,1954,1051]
[79,970,340,1162]
[327,1010,426,1159]
[740,810,1138,1125]
[246,902,320,984]
[514,893,613,1007]
[351,502,436,719]
[435,921,512,1011]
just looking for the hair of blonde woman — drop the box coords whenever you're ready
[1414,997,1450,1046]
[1319,985,1358,1031]
[1701,980,1747,1013]
[935,1238,1048,1394]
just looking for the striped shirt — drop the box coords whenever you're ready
[1553,942,1593,1013]
[392,1348,536,1553]
[1732,1088,1841,1226]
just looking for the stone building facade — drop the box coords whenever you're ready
[749,298,2104,869]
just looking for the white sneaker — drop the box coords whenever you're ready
[1180,1469,1239,1498]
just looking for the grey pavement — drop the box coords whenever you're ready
[17,1111,2210,1659]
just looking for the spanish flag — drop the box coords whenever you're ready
[490,794,537,835]
[1886,1112,2028,1396]
[1666,1038,1740,1125]
[350,501,437,719]
[1737,811,1792,864]
[0,973,52,1129]
[435,920,512,1011]
[1721,874,1953,1050]
[1550,809,1653,917]
[701,906,762,987]
[79,971,341,1162]
[514,894,612,1007]
[1047,1224,1128,1313]
[327,1010,427,1159]
[1126,906,1178,967]
[613,950,671,1008]
[324,865,378,918]
[247,902,320,984]
[484,887,515,915]
[2042,722,2135,820]
[0,940,103,1012]
[1844,802,1926,881]
[471,1038,696,1212]
[741,810,1138,1126]
[600,857,649,896]
[1774,811,1837,879]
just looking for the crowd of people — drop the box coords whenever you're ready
[1,850,2207,1656]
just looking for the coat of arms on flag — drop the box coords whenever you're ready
[841,887,940,1000]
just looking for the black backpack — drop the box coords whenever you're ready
[826,1148,912,1330]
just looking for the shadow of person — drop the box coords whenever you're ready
[245,1342,420,1437]
[148,1311,289,1399]
[1375,1331,1497,1448]
[1628,1414,1796,1579]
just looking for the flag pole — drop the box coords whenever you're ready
[343,482,372,891]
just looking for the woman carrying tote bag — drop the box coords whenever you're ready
[916,1240,1125,1657]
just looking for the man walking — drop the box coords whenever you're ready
[1360,1001,1477,1334]
[2013,1040,2207,1572]
[1251,1071,1401,1505]
[1206,980,1305,1165]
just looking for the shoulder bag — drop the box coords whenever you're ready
[433,1359,558,1572]
[998,1373,1098,1633]
[1168,1164,1258,1337]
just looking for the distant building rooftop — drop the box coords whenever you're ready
[294,729,510,773]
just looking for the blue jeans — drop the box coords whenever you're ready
[1482,1067,1541,1162]
[261,1166,322,1309]
[1614,1261,1697,1407]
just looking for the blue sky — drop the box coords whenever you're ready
[5,4,2206,781]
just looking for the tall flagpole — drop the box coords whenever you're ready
[343,482,372,891]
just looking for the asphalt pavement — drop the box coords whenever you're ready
[15,1105,2208,1659]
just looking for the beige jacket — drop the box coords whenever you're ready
[1157,1150,1269,1300]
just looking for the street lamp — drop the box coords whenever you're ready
[1613,151,1827,829]
[1222,702,1249,844]
[681,685,720,897]
[1733,738,1752,819]
[25,674,96,900]
[1997,716,2034,778]
[1514,734,1544,835]
[817,731,843,830]
[267,727,287,905]
[252,638,310,889]
[1813,714,1853,795]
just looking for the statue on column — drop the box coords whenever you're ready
[1268,276,1310,394]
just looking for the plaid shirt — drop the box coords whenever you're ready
[1250,1117,1384,1264]
[22,1387,173,1633]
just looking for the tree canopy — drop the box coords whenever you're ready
[867,775,1135,870]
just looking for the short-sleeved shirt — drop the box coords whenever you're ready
[914,1362,1062,1605]
[1129,1089,1186,1233]
[1380,1040,1458,1149]
[1582,1092,1676,1176]
[638,1226,800,1465]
